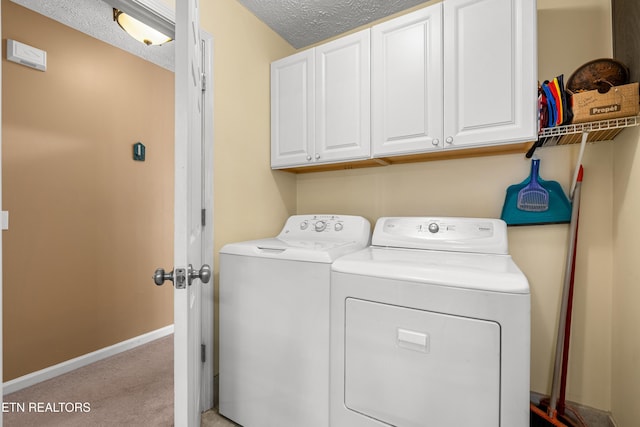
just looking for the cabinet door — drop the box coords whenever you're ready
[315,29,371,164]
[372,4,444,157]
[443,0,537,148]
[271,49,315,168]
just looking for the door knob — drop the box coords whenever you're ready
[189,264,212,285]
[153,268,174,286]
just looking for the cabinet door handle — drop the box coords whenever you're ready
[306,155,312,161]
[432,138,440,146]
[446,137,453,144]
[315,153,321,160]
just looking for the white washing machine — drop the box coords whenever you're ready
[330,217,530,427]
[219,214,371,427]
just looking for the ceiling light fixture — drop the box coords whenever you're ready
[104,0,175,47]
[113,8,172,46]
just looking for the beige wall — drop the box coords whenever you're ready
[295,0,617,412]
[200,0,296,247]
[612,126,640,425]
[2,0,174,380]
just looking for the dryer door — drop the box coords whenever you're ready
[344,298,500,426]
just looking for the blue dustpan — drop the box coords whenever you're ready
[501,159,572,226]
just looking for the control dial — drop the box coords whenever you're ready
[300,220,309,230]
[314,220,327,232]
[334,222,343,231]
[428,223,439,233]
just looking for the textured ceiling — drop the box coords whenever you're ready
[10,0,431,70]
[237,0,431,48]
[10,0,175,71]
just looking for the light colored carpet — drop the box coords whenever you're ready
[4,335,174,426]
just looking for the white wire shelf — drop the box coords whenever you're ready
[538,115,639,146]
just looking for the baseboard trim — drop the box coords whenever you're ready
[3,325,174,395]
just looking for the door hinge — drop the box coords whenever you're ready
[201,344,206,363]
[201,208,206,227]
[201,38,207,93]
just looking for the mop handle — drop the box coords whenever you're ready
[570,133,587,199]
[549,166,583,416]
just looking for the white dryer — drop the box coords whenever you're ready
[219,214,371,427]
[330,217,530,427]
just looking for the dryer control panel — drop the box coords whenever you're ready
[372,217,508,255]
[278,215,371,243]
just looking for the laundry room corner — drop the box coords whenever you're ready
[199,0,298,378]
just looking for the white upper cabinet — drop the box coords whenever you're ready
[443,0,537,149]
[372,5,444,156]
[271,30,370,168]
[273,0,537,169]
[315,30,371,164]
[271,50,315,168]
[372,0,537,157]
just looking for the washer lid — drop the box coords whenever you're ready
[332,247,529,294]
[220,237,367,263]
[220,214,372,263]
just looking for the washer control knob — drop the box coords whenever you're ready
[300,220,309,230]
[334,222,343,231]
[428,222,439,233]
[314,220,327,232]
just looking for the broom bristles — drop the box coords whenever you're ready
[530,403,569,427]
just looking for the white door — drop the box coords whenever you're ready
[174,0,207,425]
[0,3,4,426]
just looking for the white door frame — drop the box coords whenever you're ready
[0,2,4,425]
[200,31,215,412]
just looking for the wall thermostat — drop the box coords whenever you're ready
[7,39,47,72]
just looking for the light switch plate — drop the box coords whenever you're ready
[2,211,9,231]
